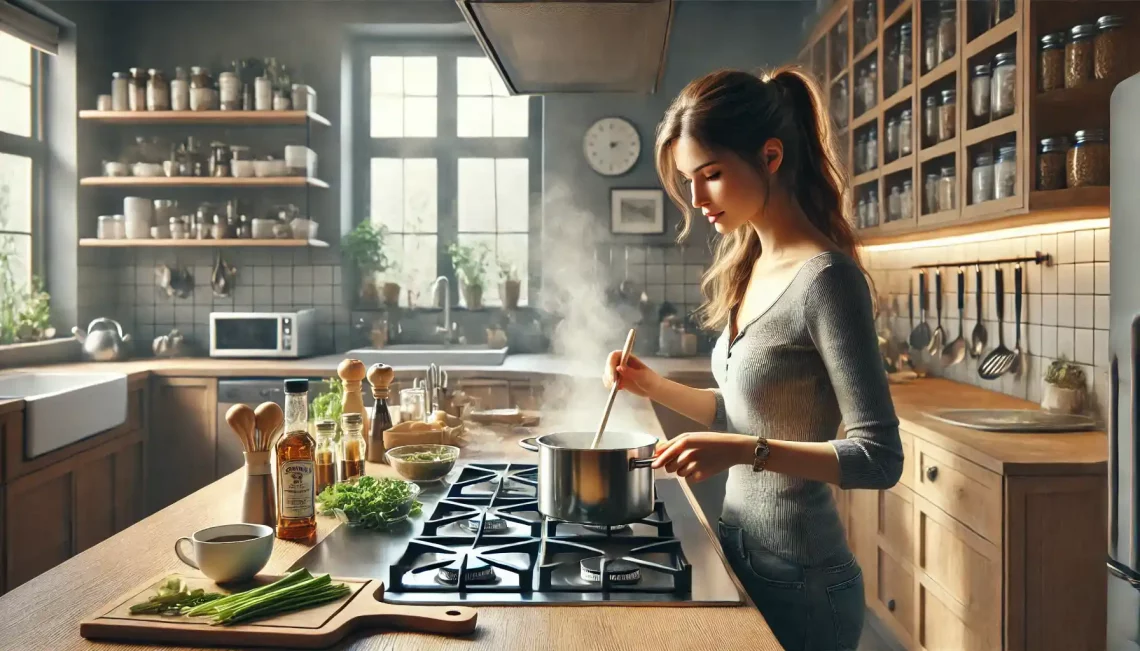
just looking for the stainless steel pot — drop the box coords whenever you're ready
[518,431,657,526]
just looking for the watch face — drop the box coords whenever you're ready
[584,117,640,176]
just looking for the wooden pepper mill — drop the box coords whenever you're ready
[366,363,395,463]
[338,358,368,435]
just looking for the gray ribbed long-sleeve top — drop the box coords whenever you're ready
[711,251,903,566]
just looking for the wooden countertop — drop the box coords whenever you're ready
[0,394,781,651]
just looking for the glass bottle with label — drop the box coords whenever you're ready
[314,419,337,497]
[276,378,316,543]
[339,413,367,482]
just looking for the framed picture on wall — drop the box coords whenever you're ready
[611,189,665,234]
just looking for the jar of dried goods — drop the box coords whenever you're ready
[866,127,878,171]
[901,179,914,219]
[856,133,868,173]
[146,68,169,111]
[898,22,913,89]
[1067,129,1109,187]
[189,67,212,111]
[991,51,1016,119]
[867,189,880,227]
[111,72,129,111]
[924,95,938,145]
[938,89,956,142]
[1037,136,1069,191]
[972,151,994,205]
[937,8,956,64]
[886,116,900,161]
[219,71,241,111]
[899,108,913,156]
[971,63,991,123]
[856,195,867,229]
[1039,32,1065,92]
[995,144,1017,199]
[888,185,902,222]
[925,172,939,213]
[923,18,938,73]
[1066,24,1096,88]
[128,67,148,112]
[171,66,190,111]
[938,166,956,212]
[1095,15,1125,80]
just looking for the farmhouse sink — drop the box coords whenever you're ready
[0,372,127,458]
[345,345,509,367]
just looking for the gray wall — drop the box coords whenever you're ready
[50,0,804,355]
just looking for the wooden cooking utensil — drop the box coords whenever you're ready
[240,401,283,528]
[225,404,257,452]
[590,329,637,450]
[254,401,285,450]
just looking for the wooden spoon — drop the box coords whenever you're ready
[254,401,285,451]
[591,329,637,450]
[224,404,256,453]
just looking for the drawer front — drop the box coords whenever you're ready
[914,495,1001,650]
[914,439,1002,543]
[877,546,915,643]
[879,484,914,564]
[899,429,915,489]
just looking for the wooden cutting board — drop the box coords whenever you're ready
[80,573,477,649]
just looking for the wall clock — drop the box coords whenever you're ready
[583,117,640,176]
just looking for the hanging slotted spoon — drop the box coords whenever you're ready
[1009,264,1024,375]
[969,265,988,359]
[927,269,945,355]
[979,267,1016,379]
[941,267,968,366]
[908,270,932,350]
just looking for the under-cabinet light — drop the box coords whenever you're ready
[862,217,1111,252]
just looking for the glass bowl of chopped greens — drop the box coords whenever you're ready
[317,476,422,529]
[385,444,461,482]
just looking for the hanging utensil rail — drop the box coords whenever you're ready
[909,251,1052,270]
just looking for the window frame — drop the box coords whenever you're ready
[0,37,46,284]
[351,37,542,308]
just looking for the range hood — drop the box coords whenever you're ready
[456,0,674,95]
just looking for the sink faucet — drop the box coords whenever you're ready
[431,276,455,346]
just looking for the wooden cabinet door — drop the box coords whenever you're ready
[879,484,915,564]
[877,545,916,648]
[148,377,217,514]
[5,471,70,591]
[847,488,879,599]
[914,439,1002,544]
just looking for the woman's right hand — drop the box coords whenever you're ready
[603,351,661,399]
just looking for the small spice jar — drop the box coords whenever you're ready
[995,144,1017,199]
[937,8,956,64]
[146,68,169,111]
[1067,128,1109,187]
[991,51,1016,119]
[1066,24,1096,89]
[970,63,992,123]
[1039,32,1066,92]
[886,116,900,161]
[1095,15,1125,80]
[938,89,956,142]
[97,215,119,240]
[111,72,130,111]
[925,172,939,213]
[128,67,148,112]
[938,165,957,212]
[971,151,995,205]
[219,71,241,111]
[171,66,190,111]
[189,67,212,111]
[273,90,292,111]
[899,108,913,156]
[924,95,938,145]
[1037,136,1069,191]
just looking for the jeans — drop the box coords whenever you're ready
[718,520,865,651]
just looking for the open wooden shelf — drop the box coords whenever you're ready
[965,18,1019,58]
[884,0,912,30]
[830,68,849,86]
[1028,186,1109,213]
[882,86,914,111]
[1034,76,1120,111]
[964,114,1018,146]
[854,42,877,67]
[80,176,329,188]
[920,56,958,88]
[78,110,331,127]
[961,195,1023,220]
[853,169,881,186]
[851,109,878,131]
[882,154,915,176]
[919,137,957,162]
[79,238,329,248]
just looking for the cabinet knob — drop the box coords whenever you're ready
[926,466,939,481]
[887,599,896,612]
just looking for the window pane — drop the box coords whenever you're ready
[369,158,403,232]
[0,33,31,85]
[0,78,31,138]
[457,57,493,96]
[458,158,496,232]
[456,233,495,304]
[490,69,510,97]
[401,234,437,307]
[370,56,403,95]
[403,97,436,138]
[403,57,437,96]
[493,96,528,137]
[0,152,32,234]
[370,96,403,138]
[456,97,492,138]
[496,159,529,232]
[0,233,31,295]
[403,158,437,233]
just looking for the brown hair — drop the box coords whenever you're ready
[654,65,861,330]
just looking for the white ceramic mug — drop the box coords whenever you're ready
[174,523,273,584]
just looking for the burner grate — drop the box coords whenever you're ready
[388,536,541,593]
[538,536,692,594]
[545,500,674,538]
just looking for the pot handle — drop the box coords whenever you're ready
[518,437,539,452]
[629,457,655,470]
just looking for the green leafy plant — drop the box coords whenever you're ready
[0,183,52,345]
[1045,357,1086,391]
[309,376,344,424]
[447,242,491,289]
[341,222,393,275]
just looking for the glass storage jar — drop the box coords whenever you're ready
[923,18,938,73]
[938,166,956,212]
[901,179,914,220]
[1039,32,1065,92]
[971,63,992,123]
[866,128,878,171]
[856,196,867,229]
[888,185,902,222]
[855,133,868,173]
[146,68,169,111]
[995,144,1017,199]
[1067,129,1109,187]
[1037,136,1069,191]
[991,51,1016,119]
[128,67,148,112]
[938,89,956,142]
[834,77,849,128]
[924,95,938,145]
[899,108,913,156]
[97,215,118,240]
[1095,15,1125,80]
[189,67,212,111]
[171,67,190,111]
[994,0,1015,26]
[219,71,241,111]
[867,189,880,227]
[937,8,956,64]
[899,21,913,89]
[863,0,877,49]
[1066,24,1096,88]
[886,116,900,161]
[925,172,939,213]
[865,60,878,109]
[111,72,129,111]
[972,152,995,204]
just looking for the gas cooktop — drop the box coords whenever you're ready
[291,462,743,605]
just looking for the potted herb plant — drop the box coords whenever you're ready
[447,242,491,310]
[497,257,521,310]
[1042,357,1087,414]
[341,222,396,307]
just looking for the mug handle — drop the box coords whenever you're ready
[174,537,198,569]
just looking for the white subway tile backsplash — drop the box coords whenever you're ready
[1058,264,1074,294]
[1042,294,1058,326]
[1057,294,1075,327]
[1075,328,1094,364]
[1095,262,1110,294]
[1042,263,1058,293]
[1029,323,1042,354]
[1095,329,1110,367]
[1058,327,1076,359]
[1095,229,1110,261]
[1042,325,1058,357]
[1056,232,1075,264]
[1075,230,1094,262]
[1096,296,1110,330]
[1074,263,1095,294]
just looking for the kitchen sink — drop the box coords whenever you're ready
[0,372,128,458]
[345,345,509,367]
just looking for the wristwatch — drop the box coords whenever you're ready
[752,437,771,473]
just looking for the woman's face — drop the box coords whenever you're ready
[672,135,774,235]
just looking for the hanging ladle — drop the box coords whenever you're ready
[969,265,988,359]
[940,267,968,366]
[927,269,945,355]
[908,270,932,350]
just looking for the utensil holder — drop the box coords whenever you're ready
[241,451,275,527]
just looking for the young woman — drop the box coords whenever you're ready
[602,66,903,651]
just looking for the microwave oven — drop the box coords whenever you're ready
[209,310,317,358]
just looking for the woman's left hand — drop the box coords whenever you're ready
[651,433,755,483]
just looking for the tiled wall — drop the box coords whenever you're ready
[865,225,1111,420]
[597,243,712,323]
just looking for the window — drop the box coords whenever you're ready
[0,30,42,301]
[362,44,539,308]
